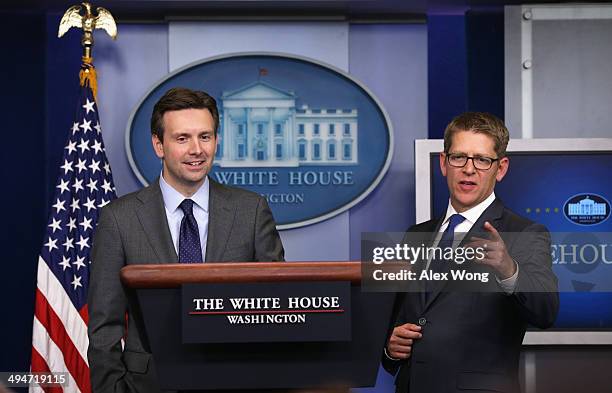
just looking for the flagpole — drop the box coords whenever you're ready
[29,3,118,393]
[58,2,117,100]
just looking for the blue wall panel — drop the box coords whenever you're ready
[427,14,467,139]
[0,10,46,377]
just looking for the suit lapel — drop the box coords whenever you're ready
[135,179,178,264]
[205,180,237,262]
[423,198,505,311]
[462,198,505,244]
[410,219,444,313]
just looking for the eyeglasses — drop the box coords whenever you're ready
[446,153,499,170]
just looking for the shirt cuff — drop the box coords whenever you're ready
[384,347,401,361]
[496,260,519,294]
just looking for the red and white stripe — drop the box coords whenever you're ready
[30,256,91,393]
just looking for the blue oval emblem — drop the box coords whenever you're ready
[563,193,610,226]
[126,53,393,229]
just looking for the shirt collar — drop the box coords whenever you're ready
[159,173,210,213]
[443,191,496,226]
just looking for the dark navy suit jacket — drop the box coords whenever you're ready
[383,198,559,393]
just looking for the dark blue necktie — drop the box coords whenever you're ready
[423,213,466,304]
[179,199,203,263]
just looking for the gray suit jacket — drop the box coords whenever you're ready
[87,178,284,393]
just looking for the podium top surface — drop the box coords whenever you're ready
[121,261,362,288]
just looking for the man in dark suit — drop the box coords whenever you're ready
[383,112,558,393]
[87,87,284,393]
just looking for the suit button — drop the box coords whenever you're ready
[418,317,427,326]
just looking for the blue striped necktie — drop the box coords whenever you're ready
[423,213,466,303]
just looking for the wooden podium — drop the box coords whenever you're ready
[121,262,395,392]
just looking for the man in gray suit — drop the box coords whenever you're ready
[87,87,284,393]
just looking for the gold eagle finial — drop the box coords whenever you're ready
[58,2,117,60]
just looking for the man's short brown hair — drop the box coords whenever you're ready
[443,112,509,158]
[151,87,219,141]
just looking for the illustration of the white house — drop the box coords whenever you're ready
[567,196,607,216]
[215,81,358,167]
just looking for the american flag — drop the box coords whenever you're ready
[30,63,116,393]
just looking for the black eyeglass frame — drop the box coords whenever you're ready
[444,153,500,170]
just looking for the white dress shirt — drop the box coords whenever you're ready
[159,174,210,260]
